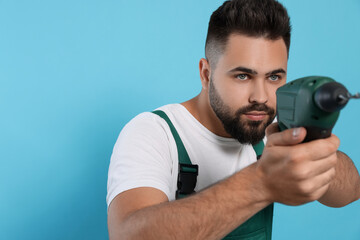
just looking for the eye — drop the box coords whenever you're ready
[268,75,280,81]
[236,74,249,80]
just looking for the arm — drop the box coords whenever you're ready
[108,125,342,239]
[108,163,271,240]
[318,150,360,207]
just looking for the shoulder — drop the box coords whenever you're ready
[112,104,186,160]
[107,105,181,206]
[124,104,181,127]
[119,104,181,140]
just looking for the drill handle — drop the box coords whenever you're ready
[303,126,332,142]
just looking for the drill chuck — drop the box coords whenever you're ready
[313,82,350,113]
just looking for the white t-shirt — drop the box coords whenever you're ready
[106,104,260,207]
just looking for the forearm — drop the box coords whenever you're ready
[318,151,360,207]
[116,163,271,240]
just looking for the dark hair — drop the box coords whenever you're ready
[205,0,291,68]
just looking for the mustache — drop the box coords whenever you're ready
[235,103,275,116]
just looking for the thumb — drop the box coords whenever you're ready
[266,126,307,147]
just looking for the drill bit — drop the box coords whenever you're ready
[350,92,360,99]
[338,92,360,102]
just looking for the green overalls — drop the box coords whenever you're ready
[153,110,274,240]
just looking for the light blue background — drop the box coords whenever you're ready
[1,0,359,239]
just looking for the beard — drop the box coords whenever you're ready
[209,78,276,145]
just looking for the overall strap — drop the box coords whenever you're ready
[254,141,274,240]
[252,140,265,159]
[253,140,274,240]
[223,140,274,240]
[152,110,198,199]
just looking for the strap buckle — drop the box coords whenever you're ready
[176,163,198,199]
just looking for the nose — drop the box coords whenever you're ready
[249,79,268,104]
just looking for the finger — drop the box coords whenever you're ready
[303,134,340,150]
[266,126,307,147]
[295,135,340,161]
[300,166,336,198]
[329,134,340,149]
[265,123,280,136]
[295,153,337,179]
[308,182,331,202]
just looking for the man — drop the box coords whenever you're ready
[107,0,360,239]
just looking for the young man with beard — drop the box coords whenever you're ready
[107,0,360,239]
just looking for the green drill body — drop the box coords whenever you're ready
[276,76,358,142]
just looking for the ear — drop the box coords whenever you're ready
[199,58,211,90]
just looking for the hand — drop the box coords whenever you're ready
[256,123,340,206]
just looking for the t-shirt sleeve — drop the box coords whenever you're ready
[106,112,174,207]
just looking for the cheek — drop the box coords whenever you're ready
[221,80,249,106]
[266,84,281,107]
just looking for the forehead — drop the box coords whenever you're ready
[217,34,288,74]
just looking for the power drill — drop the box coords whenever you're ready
[276,76,359,142]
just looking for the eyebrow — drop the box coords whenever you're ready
[266,68,286,75]
[228,66,286,75]
[228,66,258,75]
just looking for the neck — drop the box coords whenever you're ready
[181,91,231,138]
